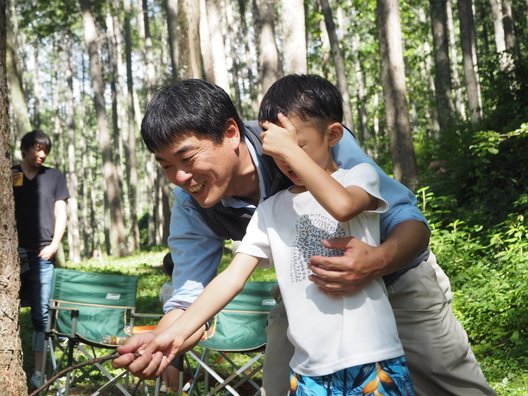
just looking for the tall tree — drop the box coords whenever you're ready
[457,0,482,123]
[280,0,307,74]
[430,0,455,132]
[6,1,31,140]
[199,0,214,83]
[319,0,354,131]
[489,0,515,87]
[205,0,229,90]
[377,0,418,190]
[165,0,179,79]
[124,0,140,251]
[178,0,202,79]
[254,0,280,94]
[446,0,466,120]
[80,0,127,256]
[65,37,81,263]
[0,0,27,390]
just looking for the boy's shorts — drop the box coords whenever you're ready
[289,356,414,395]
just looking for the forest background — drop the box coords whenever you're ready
[0,0,527,394]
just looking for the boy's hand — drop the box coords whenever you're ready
[113,330,185,379]
[261,113,299,160]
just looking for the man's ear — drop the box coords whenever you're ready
[326,122,343,147]
[224,118,241,149]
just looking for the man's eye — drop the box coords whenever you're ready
[182,156,192,162]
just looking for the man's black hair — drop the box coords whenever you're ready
[141,79,245,153]
[258,74,343,126]
[20,130,52,156]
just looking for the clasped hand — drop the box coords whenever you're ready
[112,328,184,379]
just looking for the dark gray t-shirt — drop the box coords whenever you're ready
[12,164,70,251]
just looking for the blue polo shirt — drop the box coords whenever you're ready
[164,127,429,313]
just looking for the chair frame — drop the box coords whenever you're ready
[38,269,162,396]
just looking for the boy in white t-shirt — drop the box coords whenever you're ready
[138,75,414,394]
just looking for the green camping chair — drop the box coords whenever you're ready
[40,268,160,396]
[184,281,277,396]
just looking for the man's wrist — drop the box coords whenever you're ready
[377,238,398,276]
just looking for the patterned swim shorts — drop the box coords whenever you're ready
[289,356,414,395]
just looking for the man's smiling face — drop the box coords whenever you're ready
[154,122,242,208]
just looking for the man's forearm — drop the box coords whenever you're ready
[379,220,430,276]
[51,200,68,249]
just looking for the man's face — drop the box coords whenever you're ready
[154,122,241,208]
[23,144,48,168]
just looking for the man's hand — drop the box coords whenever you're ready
[39,244,58,261]
[310,222,430,294]
[308,237,387,294]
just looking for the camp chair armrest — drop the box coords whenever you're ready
[132,313,162,319]
[49,306,80,312]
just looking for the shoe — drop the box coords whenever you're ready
[30,371,42,388]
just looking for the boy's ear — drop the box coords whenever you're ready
[326,122,343,147]
[224,118,241,148]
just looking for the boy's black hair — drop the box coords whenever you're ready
[20,130,52,156]
[141,79,245,153]
[258,74,344,126]
[162,252,174,278]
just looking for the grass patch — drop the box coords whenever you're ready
[20,245,527,394]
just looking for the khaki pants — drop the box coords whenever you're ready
[261,253,497,396]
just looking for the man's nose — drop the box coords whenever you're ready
[174,169,192,186]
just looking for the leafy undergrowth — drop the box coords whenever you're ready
[20,240,528,394]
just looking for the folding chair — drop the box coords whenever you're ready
[40,268,160,396]
[185,281,277,396]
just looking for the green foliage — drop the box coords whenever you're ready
[415,104,527,395]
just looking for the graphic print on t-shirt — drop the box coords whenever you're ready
[290,214,346,283]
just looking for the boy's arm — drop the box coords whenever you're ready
[261,115,375,221]
[122,253,260,378]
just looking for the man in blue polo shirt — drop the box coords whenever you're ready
[114,79,495,396]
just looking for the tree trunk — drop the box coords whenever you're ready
[124,0,140,251]
[430,0,454,133]
[65,37,81,263]
[319,0,355,131]
[377,0,418,191]
[446,0,466,120]
[141,0,156,98]
[31,45,41,128]
[199,0,214,82]
[0,0,27,389]
[501,0,516,54]
[234,0,258,113]
[351,31,369,147]
[280,0,307,74]
[139,0,160,247]
[178,0,202,79]
[205,0,229,90]
[80,0,127,256]
[6,2,31,141]
[457,0,482,123]
[489,0,515,77]
[165,0,179,79]
[254,0,280,95]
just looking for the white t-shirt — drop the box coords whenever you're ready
[237,163,404,376]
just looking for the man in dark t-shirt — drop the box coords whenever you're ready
[12,130,69,388]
